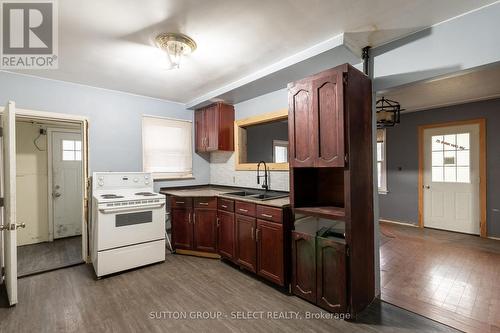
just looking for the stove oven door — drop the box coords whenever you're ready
[97,202,165,250]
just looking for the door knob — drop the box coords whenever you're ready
[16,222,26,229]
[53,192,62,198]
[424,185,430,189]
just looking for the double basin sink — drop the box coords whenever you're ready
[224,190,288,201]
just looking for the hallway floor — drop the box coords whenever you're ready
[17,236,83,277]
[380,222,500,333]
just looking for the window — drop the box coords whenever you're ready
[431,133,470,183]
[377,129,387,193]
[273,140,288,163]
[62,140,82,161]
[142,116,193,180]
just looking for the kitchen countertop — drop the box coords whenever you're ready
[160,186,290,208]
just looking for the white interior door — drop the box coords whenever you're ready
[423,123,480,234]
[1,101,18,305]
[51,131,83,239]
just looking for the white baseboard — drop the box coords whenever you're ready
[488,236,500,241]
[379,219,418,227]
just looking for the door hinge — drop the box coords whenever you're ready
[346,247,350,257]
[344,154,349,164]
[0,127,3,137]
[1,266,4,277]
[343,73,348,85]
[0,197,3,207]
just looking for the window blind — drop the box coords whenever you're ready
[142,116,193,179]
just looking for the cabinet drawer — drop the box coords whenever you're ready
[235,201,256,217]
[194,197,216,209]
[171,197,192,208]
[256,205,282,223]
[218,198,234,212]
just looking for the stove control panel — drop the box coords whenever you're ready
[93,172,153,191]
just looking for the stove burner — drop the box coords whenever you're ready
[101,194,124,199]
[135,192,156,197]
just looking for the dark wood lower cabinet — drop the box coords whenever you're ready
[193,209,218,253]
[291,231,347,313]
[316,237,346,313]
[257,220,284,286]
[170,195,289,288]
[171,208,193,250]
[217,210,236,259]
[291,231,316,303]
[235,214,256,273]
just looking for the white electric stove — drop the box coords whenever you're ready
[91,172,165,277]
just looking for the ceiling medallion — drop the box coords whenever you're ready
[155,33,197,70]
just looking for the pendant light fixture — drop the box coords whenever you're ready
[155,33,197,69]
[376,97,403,129]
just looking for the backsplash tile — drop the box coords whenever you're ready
[209,151,289,192]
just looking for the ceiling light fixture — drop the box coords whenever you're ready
[155,32,197,70]
[376,97,404,129]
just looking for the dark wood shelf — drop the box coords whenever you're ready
[294,206,345,220]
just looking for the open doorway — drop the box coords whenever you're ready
[15,115,87,277]
[377,64,500,332]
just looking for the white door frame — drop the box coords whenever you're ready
[418,118,487,237]
[47,128,83,242]
[0,107,90,262]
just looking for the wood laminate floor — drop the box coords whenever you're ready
[17,236,83,277]
[0,253,456,333]
[380,222,500,333]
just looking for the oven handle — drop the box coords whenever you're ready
[99,203,165,214]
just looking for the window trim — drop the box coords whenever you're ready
[377,129,388,194]
[142,115,193,180]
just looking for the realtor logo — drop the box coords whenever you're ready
[0,0,58,69]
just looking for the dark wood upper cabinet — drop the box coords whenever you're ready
[316,237,346,313]
[235,214,256,273]
[291,231,316,303]
[217,210,236,260]
[256,220,284,286]
[288,68,345,168]
[314,72,344,167]
[193,209,218,253]
[171,207,193,250]
[195,102,234,153]
[288,81,315,167]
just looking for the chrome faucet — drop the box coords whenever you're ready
[257,161,269,191]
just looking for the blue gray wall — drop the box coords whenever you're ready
[379,98,500,237]
[0,72,210,190]
[246,120,288,163]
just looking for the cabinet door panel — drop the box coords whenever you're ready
[205,105,218,151]
[317,237,346,313]
[314,73,344,167]
[217,210,235,259]
[193,209,217,253]
[288,82,315,167]
[172,208,193,250]
[291,231,316,303]
[235,214,256,273]
[195,110,206,152]
[257,220,284,286]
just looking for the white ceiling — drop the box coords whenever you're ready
[380,63,500,112]
[10,0,498,104]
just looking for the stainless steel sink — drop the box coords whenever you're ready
[224,190,288,201]
[225,190,259,197]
